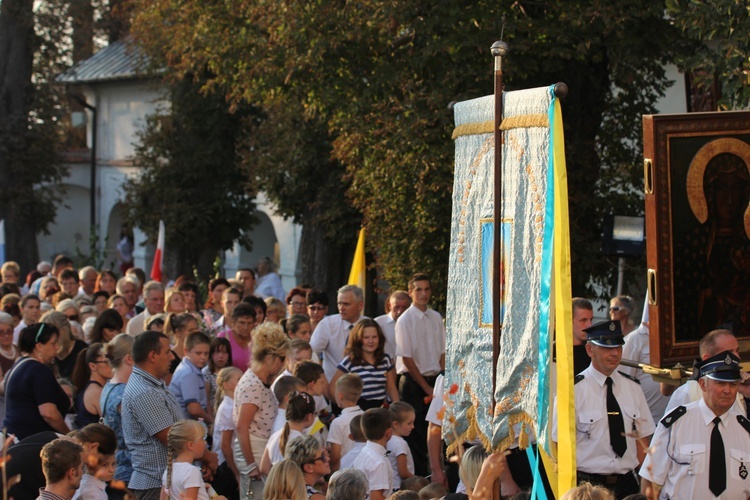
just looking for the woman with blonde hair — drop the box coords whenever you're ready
[100,333,135,483]
[559,482,614,500]
[264,297,286,324]
[108,293,130,331]
[43,311,87,379]
[263,459,307,500]
[233,322,290,498]
[165,288,187,314]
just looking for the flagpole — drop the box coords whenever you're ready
[491,39,508,403]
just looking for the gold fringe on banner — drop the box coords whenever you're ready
[444,405,492,457]
[452,114,549,140]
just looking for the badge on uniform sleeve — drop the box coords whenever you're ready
[741,461,748,480]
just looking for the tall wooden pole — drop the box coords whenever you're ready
[491,40,508,398]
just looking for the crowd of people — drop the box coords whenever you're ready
[0,255,747,500]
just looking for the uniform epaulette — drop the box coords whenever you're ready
[660,406,686,428]
[738,414,750,435]
[618,371,641,384]
[574,374,585,385]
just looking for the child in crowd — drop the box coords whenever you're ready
[327,373,364,472]
[260,392,316,475]
[418,482,449,500]
[169,331,214,424]
[71,424,117,500]
[203,337,232,416]
[293,361,330,445]
[293,361,329,418]
[339,414,366,470]
[271,376,307,433]
[401,475,429,492]
[162,420,227,500]
[211,366,242,500]
[270,338,312,392]
[352,408,394,500]
[387,401,416,489]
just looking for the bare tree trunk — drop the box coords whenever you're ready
[0,0,41,273]
[299,207,353,304]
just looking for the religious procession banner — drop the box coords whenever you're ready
[445,85,575,497]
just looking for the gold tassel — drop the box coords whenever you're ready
[518,422,529,450]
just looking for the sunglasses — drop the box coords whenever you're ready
[308,305,326,311]
[308,451,329,464]
[66,315,79,322]
[609,306,622,312]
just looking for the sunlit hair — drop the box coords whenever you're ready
[345,318,385,365]
[106,333,133,370]
[251,322,290,363]
[164,312,198,343]
[327,468,368,500]
[459,445,488,490]
[335,373,364,403]
[559,482,615,500]
[263,459,307,500]
[165,420,205,494]
[164,288,185,313]
[215,366,242,411]
[40,310,72,354]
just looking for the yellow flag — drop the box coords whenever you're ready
[348,228,366,296]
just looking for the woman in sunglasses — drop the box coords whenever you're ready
[3,323,71,438]
[609,295,637,337]
[285,435,329,500]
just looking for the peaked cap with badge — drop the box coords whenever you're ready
[696,350,742,382]
[584,320,625,348]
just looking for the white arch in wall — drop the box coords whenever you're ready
[224,193,302,291]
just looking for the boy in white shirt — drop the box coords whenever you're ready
[339,414,366,470]
[327,374,364,472]
[386,401,415,490]
[271,376,306,434]
[352,408,394,500]
[270,339,312,393]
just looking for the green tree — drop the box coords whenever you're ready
[129,0,689,307]
[0,0,69,272]
[122,76,258,280]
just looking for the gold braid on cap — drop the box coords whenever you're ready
[686,137,750,239]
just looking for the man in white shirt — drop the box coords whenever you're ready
[552,320,655,498]
[640,351,750,499]
[374,290,410,361]
[395,273,445,476]
[310,284,366,382]
[254,256,285,301]
[126,281,165,335]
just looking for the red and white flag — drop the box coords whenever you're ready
[150,220,165,282]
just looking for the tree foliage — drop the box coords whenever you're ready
[667,0,750,109]
[0,0,72,271]
[122,76,258,280]
[130,0,689,307]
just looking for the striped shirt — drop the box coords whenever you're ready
[122,366,183,490]
[336,354,394,401]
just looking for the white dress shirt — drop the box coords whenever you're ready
[552,364,655,474]
[309,314,365,381]
[374,313,398,361]
[394,304,445,375]
[640,398,750,499]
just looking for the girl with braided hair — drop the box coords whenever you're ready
[259,391,316,475]
[161,420,227,500]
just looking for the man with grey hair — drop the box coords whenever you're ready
[310,284,366,382]
[254,256,285,301]
[126,281,165,335]
[77,265,98,299]
[326,468,368,500]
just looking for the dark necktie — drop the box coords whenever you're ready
[709,416,726,497]
[605,377,627,457]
